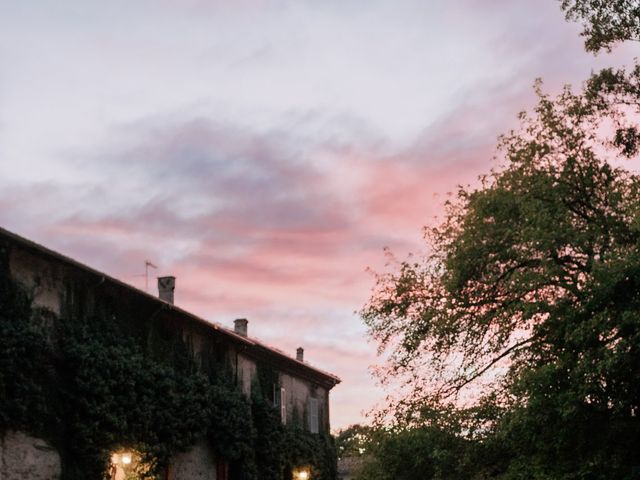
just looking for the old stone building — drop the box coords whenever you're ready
[0,226,340,480]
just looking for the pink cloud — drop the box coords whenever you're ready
[0,108,521,428]
[3,1,637,429]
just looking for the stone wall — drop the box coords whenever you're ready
[9,246,66,316]
[238,353,257,396]
[280,372,329,432]
[1,231,336,479]
[0,431,61,480]
[170,441,217,480]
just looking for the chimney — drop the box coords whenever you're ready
[296,347,304,362]
[234,318,248,337]
[157,276,176,304]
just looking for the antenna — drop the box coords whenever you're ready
[144,260,158,292]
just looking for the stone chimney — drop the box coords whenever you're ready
[296,347,304,362]
[157,276,176,304]
[234,318,248,337]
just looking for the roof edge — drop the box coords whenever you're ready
[0,226,341,387]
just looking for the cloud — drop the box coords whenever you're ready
[0,75,573,425]
[2,0,638,430]
[0,108,503,431]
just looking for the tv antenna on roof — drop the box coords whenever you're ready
[144,260,158,292]
[133,260,158,292]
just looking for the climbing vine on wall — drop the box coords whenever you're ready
[251,369,337,480]
[56,313,213,479]
[0,272,52,434]
[0,268,336,480]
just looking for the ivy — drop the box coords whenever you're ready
[251,390,337,480]
[283,427,337,480]
[0,273,53,434]
[0,270,337,479]
[56,316,212,478]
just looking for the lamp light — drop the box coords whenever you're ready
[121,453,132,465]
[293,468,310,480]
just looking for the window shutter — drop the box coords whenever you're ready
[308,397,319,434]
[280,387,287,425]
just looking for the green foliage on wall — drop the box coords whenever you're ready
[0,270,336,479]
[252,363,336,480]
[56,313,212,478]
[251,393,336,480]
[0,272,52,434]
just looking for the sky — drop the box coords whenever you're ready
[0,0,637,430]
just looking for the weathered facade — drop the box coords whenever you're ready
[0,227,340,479]
[0,431,61,480]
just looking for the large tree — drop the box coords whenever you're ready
[362,2,640,477]
[361,63,640,480]
[364,75,640,413]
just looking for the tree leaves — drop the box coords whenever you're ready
[560,0,640,53]
[362,71,640,476]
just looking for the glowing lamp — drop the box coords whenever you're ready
[121,453,132,465]
[294,468,310,480]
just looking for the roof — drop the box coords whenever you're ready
[0,226,341,388]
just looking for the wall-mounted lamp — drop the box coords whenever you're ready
[111,452,133,466]
[109,449,151,479]
[293,467,310,480]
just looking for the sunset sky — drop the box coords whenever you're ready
[0,0,636,430]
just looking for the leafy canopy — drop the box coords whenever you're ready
[560,0,640,52]
[362,73,640,427]
[361,2,640,478]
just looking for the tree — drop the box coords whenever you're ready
[355,426,475,480]
[362,75,640,476]
[560,0,640,53]
[335,424,374,459]
[361,1,640,478]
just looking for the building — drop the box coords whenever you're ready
[0,226,340,479]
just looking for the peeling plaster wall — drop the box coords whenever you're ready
[234,352,331,433]
[170,441,217,480]
[237,353,257,396]
[1,233,336,479]
[0,431,61,480]
[9,248,65,315]
[280,373,329,432]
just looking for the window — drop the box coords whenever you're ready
[308,397,319,434]
[270,384,289,426]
